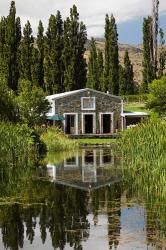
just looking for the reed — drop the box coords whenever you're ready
[41,126,78,152]
[0,122,37,167]
[120,118,166,162]
[120,118,166,198]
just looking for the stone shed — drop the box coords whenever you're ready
[46,88,123,135]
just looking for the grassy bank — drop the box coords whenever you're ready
[41,127,78,152]
[78,138,117,146]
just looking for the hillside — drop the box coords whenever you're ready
[85,40,143,84]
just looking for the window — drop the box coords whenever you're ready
[81,97,95,110]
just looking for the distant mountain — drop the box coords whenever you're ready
[85,40,143,84]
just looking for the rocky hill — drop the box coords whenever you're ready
[85,40,143,84]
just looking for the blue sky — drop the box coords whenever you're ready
[118,14,166,44]
[0,0,166,44]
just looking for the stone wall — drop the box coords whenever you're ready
[55,89,122,134]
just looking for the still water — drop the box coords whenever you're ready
[0,147,165,250]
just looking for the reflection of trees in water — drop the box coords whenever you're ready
[0,181,90,250]
[90,183,122,250]
[0,162,166,250]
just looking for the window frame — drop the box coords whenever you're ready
[81,97,96,111]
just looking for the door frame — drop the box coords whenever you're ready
[63,113,78,135]
[81,113,96,134]
[99,112,114,134]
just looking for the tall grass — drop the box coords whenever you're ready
[0,122,37,167]
[41,126,78,152]
[120,118,166,162]
[120,118,166,197]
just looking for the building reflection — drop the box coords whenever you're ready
[47,148,121,191]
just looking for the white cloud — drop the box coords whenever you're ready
[1,0,166,37]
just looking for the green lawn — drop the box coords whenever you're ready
[78,138,117,145]
[124,102,151,113]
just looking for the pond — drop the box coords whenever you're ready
[0,147,165,250]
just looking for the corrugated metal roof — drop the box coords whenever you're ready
[46,88,123,101]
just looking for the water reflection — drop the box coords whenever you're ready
[47,148,122,191]
[0,147,165,250]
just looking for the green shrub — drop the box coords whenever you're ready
[41,126,78,152]
[0,122,37,167]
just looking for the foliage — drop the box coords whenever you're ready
[119,51,134,95]
[120,117,166,201]
[17,79,50,127]
[41,126,78,151]
[0,2,21,91]
[158,28,166,78]
[63,5,87,91]
[36,20,45,88]
[78,138,117,145]
[142,17,155,92]
[0,122,37,167]
[44,11,64,94]
[18,20,33,81]
[0,75,17,121]
[87,38,104,90]
[123,94,148,103]
[146,76,166,114]
[104,14,119,95]
[120,118,166,162]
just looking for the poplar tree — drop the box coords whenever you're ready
[44,11,63,94]
[97,50,104,91]
[158,28,166,78]
[0,17,7,76]
[3,1,21,91]
[19,20,34,81]
[104,14,110,92]
[63,5,87,91]
[87,38,98,89]
[124,50,134,94]
[119,65,126,95]
[36,20,44,88]
[104,14,119,95]
[31,47,40,86]
[142,17,154,92]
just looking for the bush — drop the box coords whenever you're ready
[41,126,78,152]
[0,122,37,167]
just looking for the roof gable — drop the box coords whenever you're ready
[46,88,122,101]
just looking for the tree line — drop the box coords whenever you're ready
[0,0,165,124]
[0,1,135,98]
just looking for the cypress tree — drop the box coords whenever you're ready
[87,38,98,89]
[18,20,34,81]
[158,28,166,78]
[104,14,119,95]
[0,17,7,76]
[14,16,21,89]
[119,65,126,95]
[31,47,40,86]
[5,1,21,91]
[97,50,104,91]
[44,11,63,94]
[124,50,134,94]
[142,17,154,92]
[36,20,44,88]
[104,14,110,92]
[63,5,87,91]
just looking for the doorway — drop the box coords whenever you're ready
[82,114,95,134]
[65,114,77,134]
[100,113,113,134]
